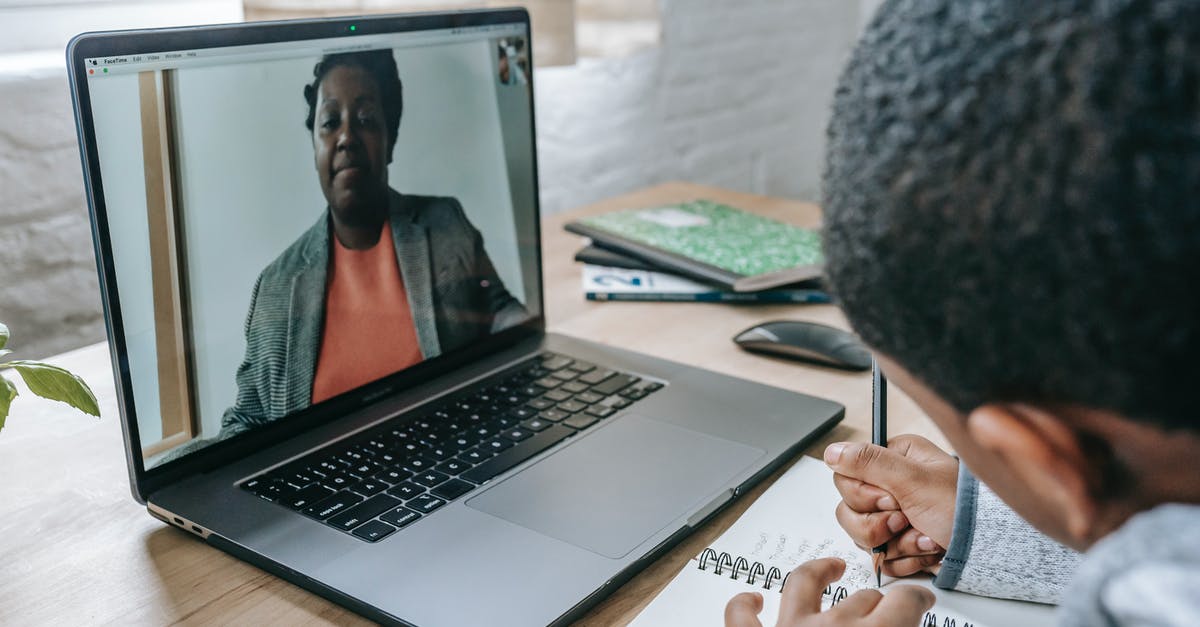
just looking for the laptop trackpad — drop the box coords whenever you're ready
[465,413,765,559]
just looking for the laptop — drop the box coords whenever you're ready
[67,9,843,626]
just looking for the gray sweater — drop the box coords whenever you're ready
[934,465,1200,625]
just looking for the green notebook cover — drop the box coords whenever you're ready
[565,200,823,292]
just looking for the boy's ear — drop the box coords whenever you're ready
[965,404,1100,545]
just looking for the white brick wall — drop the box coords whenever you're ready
[0,1,243,359]
[0,1,863,358]
[535,0,860,214]
[0,54,104,360]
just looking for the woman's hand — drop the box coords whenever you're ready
[724,558,934,626]
[824,435,959,577]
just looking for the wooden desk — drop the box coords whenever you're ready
[0,182,940,625]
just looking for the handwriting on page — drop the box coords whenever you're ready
[696,542,974,619]
[632,458,1051,627]
[696,548,976,627]
[741,532,875,589]
[702,484,978,626]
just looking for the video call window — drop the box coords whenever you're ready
[85,27,540,468]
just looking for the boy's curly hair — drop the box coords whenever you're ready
[823,0,1200,431]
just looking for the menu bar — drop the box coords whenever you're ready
[84,22,525,77]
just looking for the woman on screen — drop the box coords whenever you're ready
[217,49,527,436]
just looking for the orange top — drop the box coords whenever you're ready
[311,222,424,404]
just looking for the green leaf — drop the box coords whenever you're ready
[0,322,8,351]
[6,360,100,418]
[0,348,10,358]
[0,375,16,431]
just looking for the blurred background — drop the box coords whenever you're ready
[0,0,884,359]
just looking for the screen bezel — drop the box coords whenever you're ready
[66,8,545,503]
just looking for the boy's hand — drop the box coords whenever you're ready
[824,436,959,577]
[725,557,934,627]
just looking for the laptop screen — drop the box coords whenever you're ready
[78,17,541,469]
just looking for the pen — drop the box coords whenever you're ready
[871,356,887,587]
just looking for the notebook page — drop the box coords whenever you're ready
[631,456,1056,626]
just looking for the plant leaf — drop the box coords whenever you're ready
[6,360,100,417]
[0,322,8,351]
[0,375,16,431]
[0,348,10,358]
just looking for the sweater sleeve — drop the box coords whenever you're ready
[933,464,1081,604]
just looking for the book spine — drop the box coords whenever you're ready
[573,247,660,272]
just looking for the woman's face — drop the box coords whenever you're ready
[312,64,390,224]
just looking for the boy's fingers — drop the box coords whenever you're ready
[887,527,943,558]
[724,592,765,627]
[832,473,899,512]
[828,588,884,617]
[778,558,846,621]
[824,442,922,497]
[887,434,951,463]
[882,554,944,578]
[867,585,936,624]
[835,500,909,549]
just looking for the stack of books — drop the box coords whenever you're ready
[565,199,830,304]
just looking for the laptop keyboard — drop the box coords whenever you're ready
[240,352,664,542]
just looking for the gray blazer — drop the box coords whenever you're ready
[219,189,526,436]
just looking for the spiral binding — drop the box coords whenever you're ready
[697,548,976,626]
[697,548,850,601]
[698,548,789,590]
[697,549,975,626]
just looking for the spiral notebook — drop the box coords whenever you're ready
[630,457,1056,627]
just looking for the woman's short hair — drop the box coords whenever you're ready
[303,50,403,160]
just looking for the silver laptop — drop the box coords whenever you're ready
[67,9,843,626]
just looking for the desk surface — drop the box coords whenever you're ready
[0,183,942,625]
